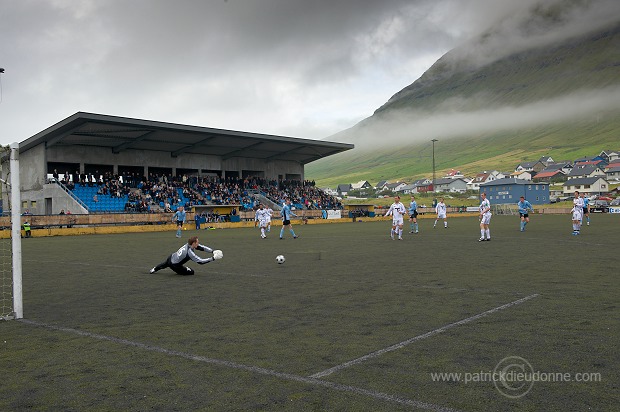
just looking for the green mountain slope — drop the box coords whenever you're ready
[307,17,620,188]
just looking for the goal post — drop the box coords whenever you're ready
[0,142,22,320]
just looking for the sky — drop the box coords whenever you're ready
[0,0,618,147]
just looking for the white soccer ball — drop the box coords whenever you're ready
[276,255,285,264]
[213,250,223,260]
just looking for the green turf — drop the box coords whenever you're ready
[1,214,618,411]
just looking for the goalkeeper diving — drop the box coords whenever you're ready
[150,236,222,275]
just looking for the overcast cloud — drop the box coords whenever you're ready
[0,0,618,146]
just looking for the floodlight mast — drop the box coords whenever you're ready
[431,139,438,193]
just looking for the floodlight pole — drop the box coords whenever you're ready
[10,142,23,319]
[431,139,438,192]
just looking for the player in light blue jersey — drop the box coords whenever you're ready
[517,196,534,232]
[280,198,299,240]
[408,195,419,234]
[581,193,590,226]
[172,206,186,238]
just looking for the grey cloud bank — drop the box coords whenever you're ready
[0,0,618,145]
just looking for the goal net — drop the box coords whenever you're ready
[1,143,22,320]
[0,235,12,319]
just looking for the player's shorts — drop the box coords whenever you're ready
[572,209,583,221]
[258,219,268,228]
[392,217,404,226]
[481,213,492,225]
[519,212,529,218]
[175,220,184,226]
[283,219,291,226]
[410,211,418,218]
[437,212,446,219]
[582,207,588,214]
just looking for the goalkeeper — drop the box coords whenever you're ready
[150,236,222,275]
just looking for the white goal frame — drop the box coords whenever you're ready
[1,142,22,320]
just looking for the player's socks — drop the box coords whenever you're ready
[290,229,297,238]
[481,229,485,239]
[485,229,490,239]
[444,221,447,228]
[414,223,418,233]
[434,220,438,227]
[261,228,265,238]
[280,228,285,238]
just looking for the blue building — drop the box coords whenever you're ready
[480,178,550,205]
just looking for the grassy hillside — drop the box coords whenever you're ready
[306,20,620,188]
[307,111,620,187]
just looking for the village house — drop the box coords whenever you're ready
[562,177,609,196]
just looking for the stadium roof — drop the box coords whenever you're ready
[18,112,354,165]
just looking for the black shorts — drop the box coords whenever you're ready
[410,211,418,218]
[519,213,529,218]
[283,219,291,226]
[583,207,588,214]
[176,220,184,226]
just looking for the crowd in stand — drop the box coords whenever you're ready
[53,169,343,213]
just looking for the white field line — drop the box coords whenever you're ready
[18,318,462,412]
[310,294,540,379]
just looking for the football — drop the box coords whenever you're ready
[276,255,285,264]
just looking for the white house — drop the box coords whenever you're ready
[386,182,408,192]
[539,156,555,166]
[567,164,605,180]
[444,169,465,179]
[600,150,620,162]
[514,161,545,174]
[605,164,620,182]
[510,170,532,181]
[399,184,418,194]
[336,183,352,196]
[375,180,388,190]
[433,177,468,193]
[351,180,372,190]
[467,170,505,190]
[562,177,609,196]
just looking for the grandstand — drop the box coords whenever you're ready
[2,112,353,216]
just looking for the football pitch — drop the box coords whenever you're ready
[1,214,618,411]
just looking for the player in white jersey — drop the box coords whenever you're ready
[266,207,274,232]
[571,191,584,236]
[434,197,448,228]
[254,204,270,238]
[385,195,407,240]
[478,192,492,241]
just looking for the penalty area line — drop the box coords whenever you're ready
[310,293,539,379]
[18,319,462,412]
